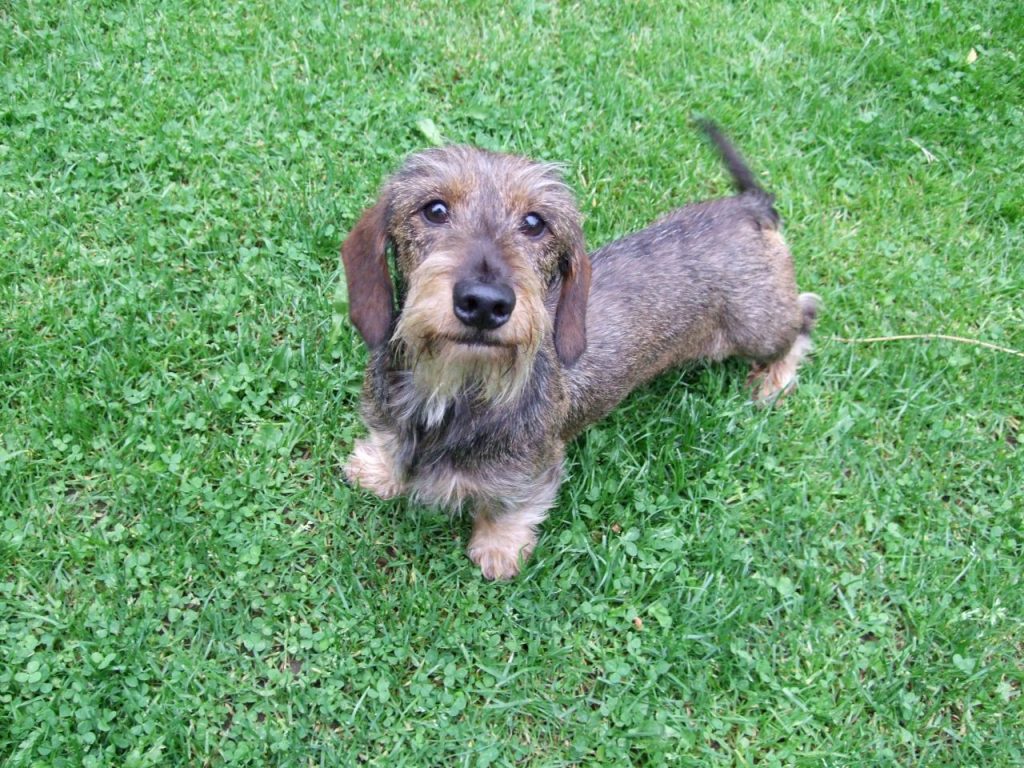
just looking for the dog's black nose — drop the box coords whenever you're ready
[452,280,516,330]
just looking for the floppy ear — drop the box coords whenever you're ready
[341,200,394,349]
[553,223,592,366]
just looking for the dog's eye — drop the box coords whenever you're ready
[520,212,546,238]
[422,200,450,225]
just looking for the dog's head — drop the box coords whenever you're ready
[342,146,590,401]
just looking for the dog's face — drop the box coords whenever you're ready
[342,146,591,402]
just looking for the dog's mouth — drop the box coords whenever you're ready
[446,334,509,348]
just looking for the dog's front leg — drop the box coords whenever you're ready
[344,428,405,500]
[467,462,563,580]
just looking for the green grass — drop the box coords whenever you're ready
[2,0,1022,765]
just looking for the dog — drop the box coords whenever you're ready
[341,123,819,579]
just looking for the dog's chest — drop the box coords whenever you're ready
[391,411,533,510]
[385,385,554,509]
[367,351,565,509]
[397,394,522,474]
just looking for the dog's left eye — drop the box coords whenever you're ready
[520,212,547,238]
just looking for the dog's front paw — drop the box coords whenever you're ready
[467,516,537,580]
[344,437,403,500]
[467,540,532,580]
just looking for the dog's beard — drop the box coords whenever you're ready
[393,330,540,428]
[421,337,528,391]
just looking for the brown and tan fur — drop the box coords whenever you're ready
[341,124,819,579]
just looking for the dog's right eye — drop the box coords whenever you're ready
[422,200,450,225]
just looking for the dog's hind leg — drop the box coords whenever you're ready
[750,292,820,403]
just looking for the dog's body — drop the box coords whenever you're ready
[342,125,818,579]
[564,191,815,438]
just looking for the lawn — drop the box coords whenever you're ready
[2,1,1022,765]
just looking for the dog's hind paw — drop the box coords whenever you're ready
[749,331,814,405]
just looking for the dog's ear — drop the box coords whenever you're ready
[553,224,591,366]
[341,200,394,349]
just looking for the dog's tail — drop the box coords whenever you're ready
[696,119,768,197]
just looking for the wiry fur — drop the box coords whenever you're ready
[342,125,819,579]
